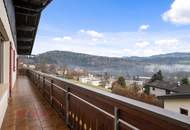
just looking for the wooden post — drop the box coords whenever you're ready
[38,74,40,87]
[66,87,69,125]
[50,80,53,105]
[43,76,45,94]
[114,107,119,130]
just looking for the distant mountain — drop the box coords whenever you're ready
[20,51,190,77]
[124,52,190,64]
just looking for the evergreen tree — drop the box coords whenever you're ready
[150,70,163,82]
[157,70,163,81]
[117,76,126,88]
[181,77,189,85]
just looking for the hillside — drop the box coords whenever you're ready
[20,51,190,77]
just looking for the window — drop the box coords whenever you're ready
[152,87,155,91]
[166,90,170,94]
[180,108,188,116]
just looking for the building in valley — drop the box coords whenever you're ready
[145,80,190,97]
[158,93,190,116]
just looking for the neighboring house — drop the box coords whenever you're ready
[145,80,190,96]
[55,67,65,75]
[158,93,190,116]
[125,80,144,86]
[23,64,27,68]
[88,79,101,86]
[79,75,102,87]
[125,79,146,94]
[104,78,115,89]
[105,83,112,89]
[56,70,63,75]
[79,74,95,83]
[28,64,36,69]
[79,76,90,84]
[139,76,151,81]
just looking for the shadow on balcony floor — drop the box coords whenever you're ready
[1,76,69,130]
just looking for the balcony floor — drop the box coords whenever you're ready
[1,76,69,130]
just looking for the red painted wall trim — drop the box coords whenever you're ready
[9,42,12,97]
[13,50,15,72]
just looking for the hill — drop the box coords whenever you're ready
[20,51,190,77]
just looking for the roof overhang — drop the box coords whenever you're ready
[158,93,190,100]
[13,0,52,55]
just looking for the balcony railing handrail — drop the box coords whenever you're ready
[23,68,190,130]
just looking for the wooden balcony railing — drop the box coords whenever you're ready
[21,69,190,130]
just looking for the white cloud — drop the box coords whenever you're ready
[139,24,150,31]
[62,36,72,41]
[53,36,72,41]
[162,0,190,25]
[79,29,85,33]
[33,29,190,57]
[135,41,150,48]
[79,29,104,38]
[155,39,179,46]
[53,37,62,41]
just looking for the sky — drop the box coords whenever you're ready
[32,0,190,57]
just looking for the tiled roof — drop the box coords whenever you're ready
[158,93,190,99]
[146,80,190,93]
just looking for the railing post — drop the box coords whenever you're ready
[114,107,119,130]
[38,74,40,87]
[35,73,37,82]
[65,87,69,125]
[43,76,45,94]
[50,80,53,105]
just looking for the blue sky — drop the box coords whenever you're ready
[33,0,190,57]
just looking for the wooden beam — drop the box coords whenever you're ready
[15,5,42,12]
[17,49,31,55]
[14,1,42,9]
[16,12,38,17]
[17,37,33,42]
[17,25,36,32]
[13,0,50,12]
[17,41,32,46]
[18,46,31,50]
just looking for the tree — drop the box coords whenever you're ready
[117,76,126,88]
[157,70,163,81]
[181,77,189,85]
[143,85,150,94]
[150,70,163,82]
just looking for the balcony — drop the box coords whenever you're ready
[1,69,190,130]
[1,74,69,130]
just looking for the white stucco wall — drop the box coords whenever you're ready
[0,0,17,87]
[0,87,8,128]
[164,99,190,116]
[2,41,10,84]
[0,0,15,43]
[149,87,166,96]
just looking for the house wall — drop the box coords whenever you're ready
[0,0,17,86]
[90,80,101,86]
[149,87,166,96]
[0,0,17,128]
[0,84,9,128]
[79,78,89,84]
[164,99,190,116]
